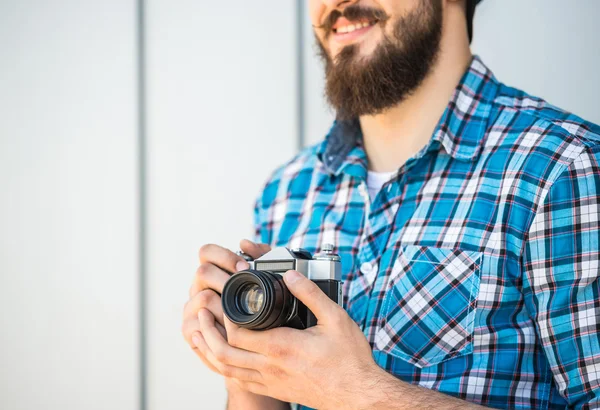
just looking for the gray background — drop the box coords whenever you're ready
[1,1,598,409]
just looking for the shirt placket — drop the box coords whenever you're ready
[347,175,402,329]
[347,151,430,333]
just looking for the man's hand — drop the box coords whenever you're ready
[183,239,268,372]
[195,268,385,410]
[190,252,489,410]
[182,239,290,409]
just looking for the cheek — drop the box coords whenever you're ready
[306,3,330,56]
[307,0,325,28]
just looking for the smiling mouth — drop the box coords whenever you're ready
[332,19,379,34]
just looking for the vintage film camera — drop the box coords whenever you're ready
[221,244,342,330]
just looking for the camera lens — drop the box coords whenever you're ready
[221,269,295,330]
[237,284,264,315]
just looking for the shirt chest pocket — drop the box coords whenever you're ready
[374,245,482,368]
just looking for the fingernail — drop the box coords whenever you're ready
[236,260,249,272]
[192,333,202,346]
[284,270,302,284]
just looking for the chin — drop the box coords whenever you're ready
[332,37,380,61]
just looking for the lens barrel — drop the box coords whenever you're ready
[221,269,295,330]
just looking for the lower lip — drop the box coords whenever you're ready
[332,23,376,45]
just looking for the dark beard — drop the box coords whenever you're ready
[316,0,443,120]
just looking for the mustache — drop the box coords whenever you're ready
[313,5,390,35]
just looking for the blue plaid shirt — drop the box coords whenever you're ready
[252,56,600,409]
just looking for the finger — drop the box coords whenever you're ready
[198,243,250,273]
[198,309,266,370]
[182,315,226,348]
[206,353,264,384]
[190,332,220,374]
[189,263,232,298]
[198,321,264,384]
[182,317,202,348]
[283,270,339,323]
[239,239,271,259]
[229,378,268,397]
[183,289,225,326]
[223,317,301,358]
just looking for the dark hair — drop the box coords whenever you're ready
[466,0,477,43]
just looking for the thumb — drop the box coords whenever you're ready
[239,239,271,259]
[283,270,337,323]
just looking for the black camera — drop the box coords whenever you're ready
[221,244,342,330]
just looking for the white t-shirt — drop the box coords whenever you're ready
[366,170,396,199]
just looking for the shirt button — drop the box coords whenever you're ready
[358,184,369,200]
[360,262,377,275]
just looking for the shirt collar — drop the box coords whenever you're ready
[316,55,499,178]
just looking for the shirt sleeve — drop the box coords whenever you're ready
[522,146,600,409]
[252,191,263,244]
[252,181,273,246]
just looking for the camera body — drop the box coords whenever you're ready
[221,244,342,330]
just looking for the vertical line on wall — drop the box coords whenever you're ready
[136,0,148,409]
[296,0,306,151]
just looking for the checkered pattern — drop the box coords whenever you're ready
[375,245,482,368]
[253,56,600,409]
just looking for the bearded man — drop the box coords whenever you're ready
[182,1,600,408]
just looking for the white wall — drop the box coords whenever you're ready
[471,0,600,125]
[144,1,297,409]
[302,0,600,146]
[0,1,139,410]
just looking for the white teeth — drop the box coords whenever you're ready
[335,21,374,34]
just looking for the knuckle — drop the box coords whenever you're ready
[266,342,288,359]
[198,243,217,262]
[264,364,286,378]
[196,289,214,308]
[213,346,228,363]
[196,263,210,279]
[221,365,235,378]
